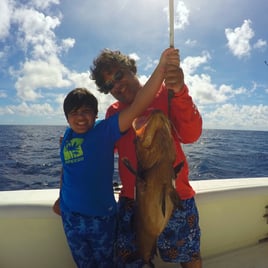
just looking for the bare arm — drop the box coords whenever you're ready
[119,48,179,132]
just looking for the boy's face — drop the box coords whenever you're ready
[67,105,96,134]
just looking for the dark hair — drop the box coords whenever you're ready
[63,88,98,118]
[90,49,137,94]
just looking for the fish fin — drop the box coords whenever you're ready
[174,161,184,176]
[161,185,166,217]
[122,157,138,176]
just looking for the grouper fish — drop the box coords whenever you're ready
[123,109,183,267]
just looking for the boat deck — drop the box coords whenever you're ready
[153,242,268,267]
[203,242,268,268]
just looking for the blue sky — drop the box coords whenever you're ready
[0,0,267,130]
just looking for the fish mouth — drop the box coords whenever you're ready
[133,110,169,148]
[133,115,149,138]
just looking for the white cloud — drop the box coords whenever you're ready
[12,8,61,58]
[68,72,92,88]
[138,75,150,86]
[174,1,190,30]
[0,0,11,40]
[0,90,8,98]
[253,39,267,50]
[129,53,140,61]
[30,0,60,10]
[182,51,211,75]
[164,0,190,35]
[60,38,76,53]
[0,106,15,115]
[6,3,78,102]
[185,39,197,47]
[225,19,254,58]
[0,0,267,130]
[0,102,54,116]
[181,53,247,105]
[96,94,115,118]
[12,56,71,101]
[203,104,268,130]
[187,74,230,104]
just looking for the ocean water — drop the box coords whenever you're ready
[0,125,267,191]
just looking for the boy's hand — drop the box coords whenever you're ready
[159,47,179,67]
[52,197,61,216]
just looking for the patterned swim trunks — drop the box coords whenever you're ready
[61,210,117,268]
[157,197,201,263]
[116,197,201,266]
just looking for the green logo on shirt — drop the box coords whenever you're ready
[63,138,84,164]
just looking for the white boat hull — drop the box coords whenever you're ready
[194,178,268,257]
[0,178,268,268]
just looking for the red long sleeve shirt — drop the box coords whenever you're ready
[106,83,202,200]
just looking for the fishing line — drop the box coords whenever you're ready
[168,0,175,117]
[168,0,183,143]
[169,0,174,48]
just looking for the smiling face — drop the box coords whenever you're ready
[67,106,96,134]
[102,68,142,105]
[63,88,98,134]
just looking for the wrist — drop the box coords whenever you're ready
[156,63,166,77]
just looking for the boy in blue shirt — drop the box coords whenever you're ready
[59,48,179,267]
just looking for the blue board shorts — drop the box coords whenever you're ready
[61,210,117,268]
[116,197,201,267]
